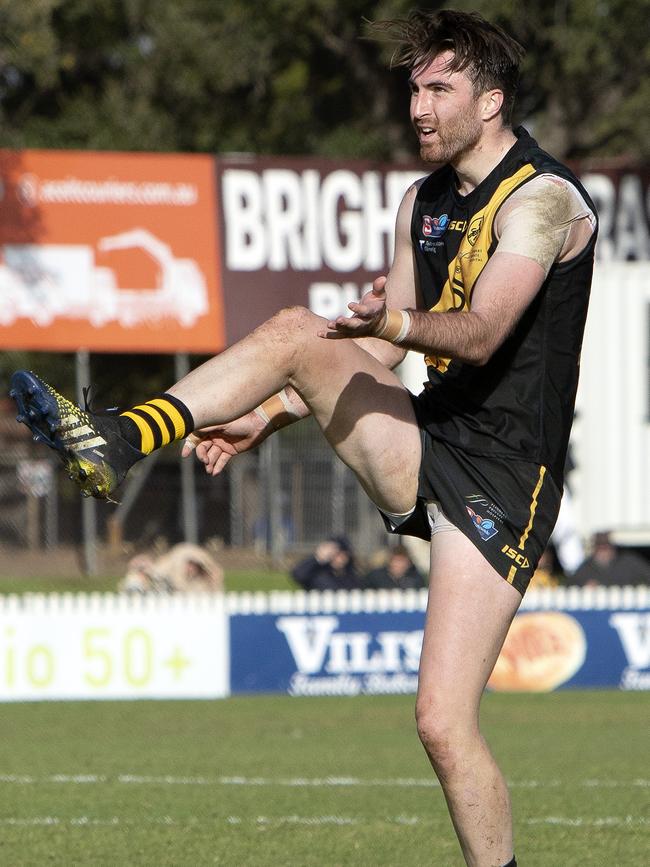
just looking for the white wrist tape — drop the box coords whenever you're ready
[395,310,411,344]
[254,405,271,425]
[374,309,411,344]
[256,388,300,430]
[278,388,298,416]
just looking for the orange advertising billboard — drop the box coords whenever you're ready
[0,150,224,353]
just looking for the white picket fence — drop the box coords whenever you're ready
[0,584,647,616]
[224,585,650,615]
[0,587,647,702]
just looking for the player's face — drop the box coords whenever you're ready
[410,51,483,164]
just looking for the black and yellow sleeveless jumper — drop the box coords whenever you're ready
[411,127,597,491]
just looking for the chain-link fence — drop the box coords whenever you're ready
[228,417,389,560]
[0,407,394,566]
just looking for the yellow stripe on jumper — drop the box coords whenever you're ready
[425,163,537,373]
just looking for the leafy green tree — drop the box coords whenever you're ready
[1,0,648,398]
[0,0,412,158]
[458,0,650,160]
[1,0,648,161]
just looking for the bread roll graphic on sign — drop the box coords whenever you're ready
[488,612,587,692]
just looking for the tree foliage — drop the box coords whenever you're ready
[1,0,648,397]
[1,0,648,161]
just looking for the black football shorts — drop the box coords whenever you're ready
[381,430,562,595]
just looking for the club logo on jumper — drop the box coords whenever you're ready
[467,216,484,246]
[466,506,498,541]
[422,213,449,238]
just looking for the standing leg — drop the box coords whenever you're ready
[416,524,521,867]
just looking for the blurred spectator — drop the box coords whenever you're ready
[291,536,360,591]
[119,543,224,593]
[528,546,560,589]
[572,531,650,587]
[119,553,170,594]
[364,544,426,590]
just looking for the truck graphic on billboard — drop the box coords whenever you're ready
[0,228,208,329]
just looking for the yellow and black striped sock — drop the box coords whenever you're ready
[118,394,194,455]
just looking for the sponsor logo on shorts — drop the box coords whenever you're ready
[466,506,498,541]
[465,493,507,522]
[422,213,449,238]
[501,544,530,569]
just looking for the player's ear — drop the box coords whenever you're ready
[481,89,504,122]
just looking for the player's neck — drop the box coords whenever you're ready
[453,127,517,196]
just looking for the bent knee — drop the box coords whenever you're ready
[271,305,320,335]
[255,306,322,358]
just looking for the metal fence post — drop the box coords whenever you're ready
[174,353,198,545]
[76,350,97,575]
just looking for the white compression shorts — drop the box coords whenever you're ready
[425,501,460,536]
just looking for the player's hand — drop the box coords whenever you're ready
[318,276,388,339]
[181,411,269,476]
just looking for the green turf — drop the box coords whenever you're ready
[0,570,295,595]
[0,692,647,865]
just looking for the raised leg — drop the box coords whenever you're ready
[168,306,421,514]
[10,306,421,508]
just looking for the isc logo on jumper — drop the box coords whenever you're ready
[422,213,449,238]
[466,506,498,541]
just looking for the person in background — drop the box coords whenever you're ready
[119,543,223,593]
[364,544,426,589]
[290,536,360,591]
[572,531,650,587]
[119,553,171,594]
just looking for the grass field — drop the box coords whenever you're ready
[0,570,296,595]
[0,692,647,866]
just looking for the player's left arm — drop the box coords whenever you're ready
[371,175,596,365]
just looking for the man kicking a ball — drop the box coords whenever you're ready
[11,10,597,866]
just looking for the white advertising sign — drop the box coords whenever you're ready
[0,594,229,701]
